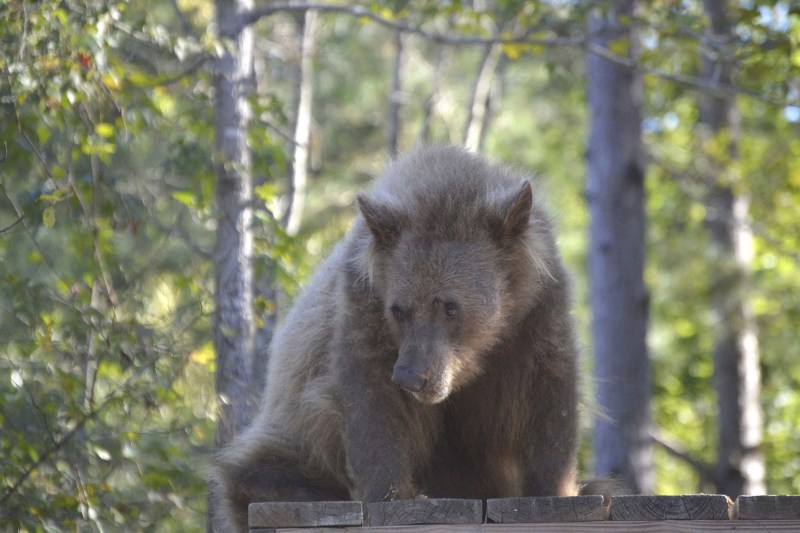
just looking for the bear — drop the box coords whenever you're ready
[211,145,581,532]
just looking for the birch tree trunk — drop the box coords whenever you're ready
[284,9,318,237]
[213,0,257,447]
[387,30,403,158]
[419,46,447,143]
[463,43,502,152]
[254,8,319,390]
[586,0,654,494]
[699,0,765,497]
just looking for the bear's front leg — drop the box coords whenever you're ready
[337,353,439,502]
[521,381,579,496]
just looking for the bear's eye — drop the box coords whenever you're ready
[443,301,459,319]
[390,303,406,322]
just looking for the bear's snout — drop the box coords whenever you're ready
[391,365,427,392]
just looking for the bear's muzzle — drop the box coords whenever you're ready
[391,365,427,392]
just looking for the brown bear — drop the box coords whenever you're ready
[211,145,580,532]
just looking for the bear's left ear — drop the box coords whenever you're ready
[357,193,403,246]
[496,180,532,240]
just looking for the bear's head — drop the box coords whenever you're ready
[357,178,549,405]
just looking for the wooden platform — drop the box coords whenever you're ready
[249,495,800,532]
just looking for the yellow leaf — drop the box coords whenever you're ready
[502,43,523,60]
[42,207,55,228]
[127,71,152,87]
[609,37,630,57]
[190,343,215,366]
[96,122,115,138]
[101,73,121,90]
[791,48,800,68]
[154,87,176,117]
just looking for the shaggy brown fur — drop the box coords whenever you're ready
[211,145,580,532]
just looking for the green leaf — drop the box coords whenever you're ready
[172,191,196,207]
[254,182,277,202]
[608,37,630,56]
[42,207,55,228]
[51,8,68,25]
[37,124,52,144]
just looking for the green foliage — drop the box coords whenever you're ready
[640,1,800,493]
[0,1,218,529]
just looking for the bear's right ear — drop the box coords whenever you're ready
[357,193,403,246]
[495,180,533,240]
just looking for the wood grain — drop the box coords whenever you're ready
[486,496,605,523]
[274,520,800,533]
[248,501,363,528]
[609,495,732,521]
[736,495,800,520]
[366,499,483,526]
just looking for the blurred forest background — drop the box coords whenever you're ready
[1,0,799,531]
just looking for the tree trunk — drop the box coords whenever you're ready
[387,30,403,158]
[699,0,765,497]
[254,8,319,391]
[463,43,502,152]
[586,0,654,494]
[284,9,318,237]
[213,0,257,447]
[419,45,447,144]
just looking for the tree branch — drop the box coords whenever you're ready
[586,42,788,106]
[0,141,24,233]
[241,3,792,107]
[241,3,583,47]
[650,429,715,488]
[0,216,24,234]
[0,392,118,507]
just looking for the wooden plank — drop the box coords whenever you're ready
[609,495,732,521]
[276,520,800,533]
[736,495,800,520]
[366,499,483,526]
[486,496,605,523]
[248,501,363,528]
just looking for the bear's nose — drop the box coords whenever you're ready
[391,365,427,392]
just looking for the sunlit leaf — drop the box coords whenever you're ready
[96,122,115,138]
[172,190,196,207]
[36,124,52,144]
[608,37,630,56]
[42,207,56,228]
[190,343,215,366]
[102,73,122,91]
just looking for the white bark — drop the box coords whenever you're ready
[213,0,257,446]
[285,9,318,236]
[419,46,447,143]
[387,30,403,158]
[463,43,502,152]
[700,0,765,497]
